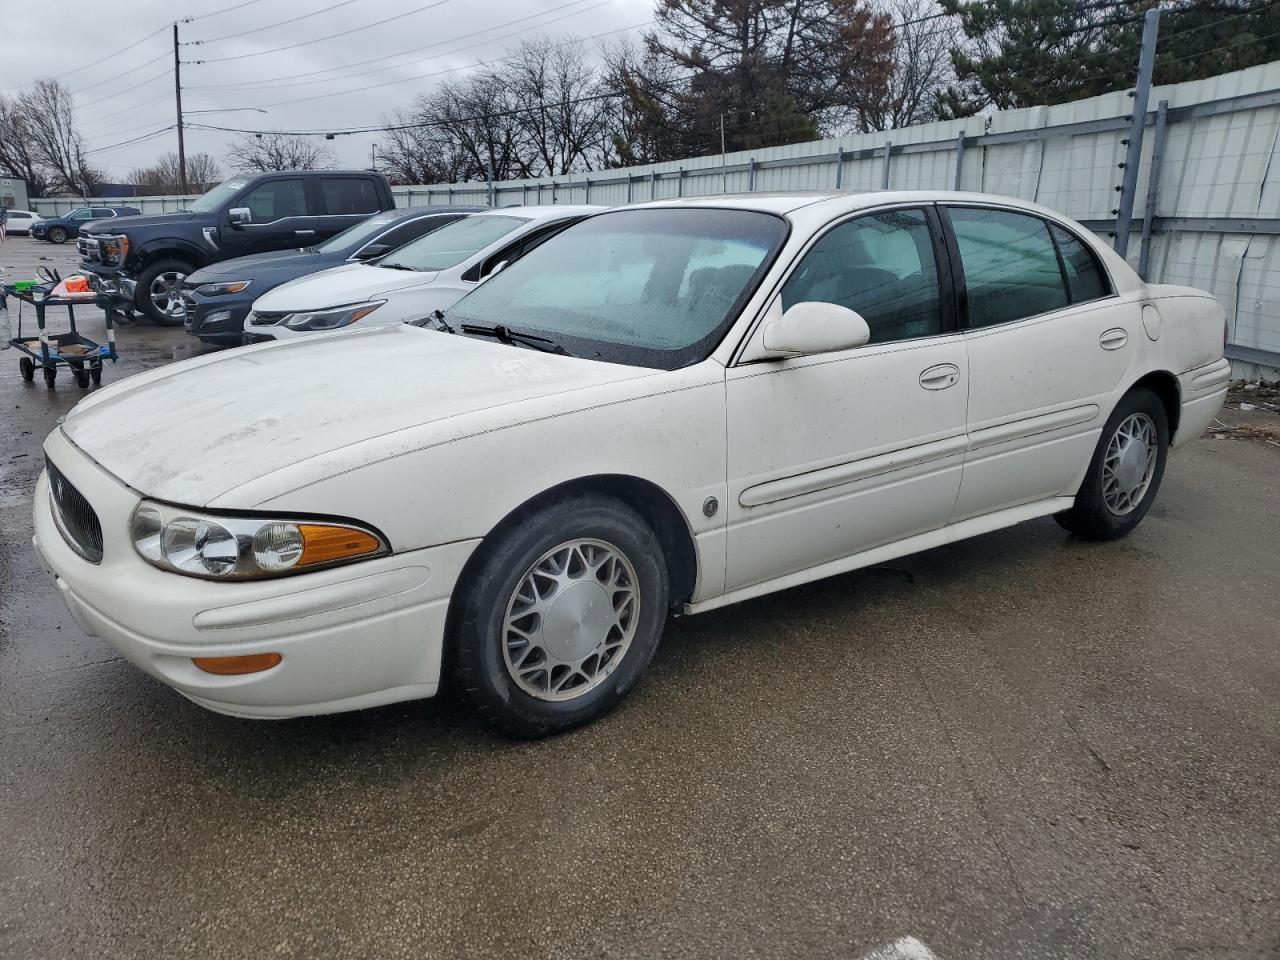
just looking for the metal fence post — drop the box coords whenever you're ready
[1138,99,1170,279]
[650,171,657,200]
[584,176,591,204]
[626,176,633,203]
[881,140,892,189]
[747,158,757,191]
[835,147,844,188]
[677,168,685,197]
[954,132,966,191]
[1114,7,1161,257]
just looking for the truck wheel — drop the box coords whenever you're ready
[136,260,192,326]
[48,226,68,244]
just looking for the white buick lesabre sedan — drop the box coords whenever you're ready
[34,191,1230,737]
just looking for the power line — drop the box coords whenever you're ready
[248,16,649,110]
[83,125,177,156]
[0,25,170,93]
[184,0,271,21]
[188,0,365,44]
[68,50,171,96]
[77,66,173,111]
[186,0,616,90]
[197,0,460,64]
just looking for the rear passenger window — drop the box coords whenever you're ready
[948,208,1069,328]
[321,178,380,215]
[780,208,942,344]
[1051,224,1109,303]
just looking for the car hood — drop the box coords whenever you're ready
[85,212,198,234]
[60,324,658,507]
[252,262,437,312]
[188,248,341,286]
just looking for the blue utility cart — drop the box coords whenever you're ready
[3,284,118,389]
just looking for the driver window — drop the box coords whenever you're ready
[780,208,943,344]
[240,179,308,222]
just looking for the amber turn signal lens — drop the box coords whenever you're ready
[192,653,283,675]
[297,524,382,567]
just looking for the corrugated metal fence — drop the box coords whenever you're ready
[33,62,1280,376]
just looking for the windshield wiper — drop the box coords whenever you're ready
[409,309,455,333]
[459,322,569,356]
[377,261,416,271]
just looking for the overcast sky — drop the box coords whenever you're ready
[5,0,654,185]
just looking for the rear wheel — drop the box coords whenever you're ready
[43,365,56,388]
[19,357,34,381]
[450,493,669,738]
[47,226,67,244]
[1056,387,1169,541]
[136,259,192,326]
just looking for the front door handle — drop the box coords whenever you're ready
[919,363,960,390]
[295,229,317,237]
[1100,327,1129,350]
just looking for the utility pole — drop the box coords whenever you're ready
[370,143,377,172]
[720,114,727,193]
[1113,7,1160,258]
[173,22,188,194]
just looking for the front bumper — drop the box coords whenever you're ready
[184,290,253,340]
[80,262,137,305]
[33,429,478,718]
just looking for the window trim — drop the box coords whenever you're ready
[230,177,311,226]
[317,175,383,217]
[732,202,957,366]
[938,202,1117,332]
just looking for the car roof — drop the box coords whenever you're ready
[627,190,1093,222]
[381,205,482,221]
[485,204,605,220]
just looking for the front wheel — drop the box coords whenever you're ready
[449,494,669,738]
[135,259,193,326]
[1056,387,1169,541]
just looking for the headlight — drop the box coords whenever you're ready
[281,300,383,331]
[130,501,388,580]
[194,280,251,296]
[98,234,129,263]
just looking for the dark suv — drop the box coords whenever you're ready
[78,170,395,325]
[32,206,141,244]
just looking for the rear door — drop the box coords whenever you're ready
[313,176,384,243]
[942,204,1134,520]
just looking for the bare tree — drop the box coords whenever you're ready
[856,0,957,131]
[224,133,334,172]
[129,152,223,194]
[1,80,102,196]
[505,38,616,175]
[0,94,50,197]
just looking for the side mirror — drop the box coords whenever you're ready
[354,242,391,261]
[227,207,252,226]
[480,259,509,282]
[759,301,871,357]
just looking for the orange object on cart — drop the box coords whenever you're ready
[50,275,95,300]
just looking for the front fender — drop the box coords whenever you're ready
[133,237,209,271]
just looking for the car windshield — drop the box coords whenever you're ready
[314,212,402,254]
[445,208,787,369]
[380,215,527,271]
[188,176,251,213]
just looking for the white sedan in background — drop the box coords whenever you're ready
[242,205,602,339]
[34,191,1229,737]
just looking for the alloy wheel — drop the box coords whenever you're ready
[149,271,188,320]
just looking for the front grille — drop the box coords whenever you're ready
[77,236,98,261]
[47,460,103,564]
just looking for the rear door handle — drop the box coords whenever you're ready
[919,363,960,390]
[1099,327,1128,350]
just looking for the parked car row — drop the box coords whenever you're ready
[39,187,1230,738]
[3,209,43,235]
[32,206,141,243]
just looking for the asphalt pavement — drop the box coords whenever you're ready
[1,235,1277,960]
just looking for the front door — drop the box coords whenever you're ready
[724,206,969,592]
[941,205,1138,521]
[223,177,312,257]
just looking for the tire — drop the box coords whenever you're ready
[19,357,34,381]
[73,366,91,389]
[90,365,102,385]
[135,259,193,326]
[450,493,669,738]
[47,226,67,244]
[1055,386,1169,541]
[43,365,56,388]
